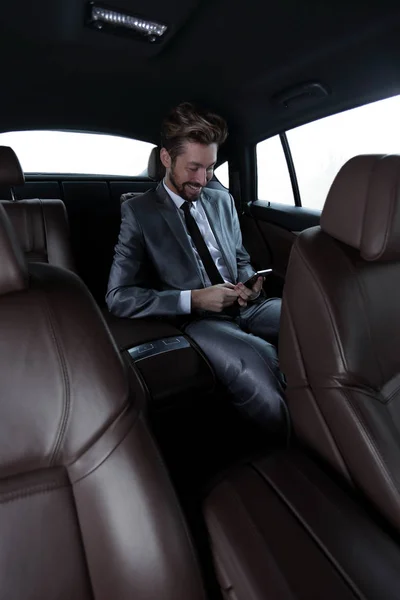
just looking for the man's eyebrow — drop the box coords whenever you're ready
[188,160,217,168]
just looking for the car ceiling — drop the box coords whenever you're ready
[1,0,400,147]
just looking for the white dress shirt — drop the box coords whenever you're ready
[163,180,232,314]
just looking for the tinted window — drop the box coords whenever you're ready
[215,161,229,188]
[287,94,400,210]
[0,130,155,176]
[256,135,295,205]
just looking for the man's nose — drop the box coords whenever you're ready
[193,169,208,186]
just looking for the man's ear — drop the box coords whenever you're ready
[160,148,171,169]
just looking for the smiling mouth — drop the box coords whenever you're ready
[186,183,201,192]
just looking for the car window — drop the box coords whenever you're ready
[214,161,229,188]
[256,135,295,205]
[287,94,400,210]
[0,130,155,176]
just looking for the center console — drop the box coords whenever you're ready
[104,312,215,406]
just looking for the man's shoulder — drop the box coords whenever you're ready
[202,186,232,204]
[202,186,234,214]
[122,186,160,213]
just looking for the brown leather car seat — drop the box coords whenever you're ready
[279,154,400,530]
[0,145,76,271]
[0,203,206,600]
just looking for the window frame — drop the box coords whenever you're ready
[254,133,302,207]
[254,92,400,211]
[279,132,301,207]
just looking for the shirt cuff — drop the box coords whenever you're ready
[177,290,192,314]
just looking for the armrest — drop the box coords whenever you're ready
[103,311,183,351]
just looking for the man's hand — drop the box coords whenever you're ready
[191,283,239,313]
[234,276,264,308]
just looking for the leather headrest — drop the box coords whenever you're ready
[0,203,27,295]
[148,146,165,181]
[0,146,25,186]
[321,155,400,262]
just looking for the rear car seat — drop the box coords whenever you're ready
[0,146,76,271]
[105,146,216,404]
[0,146,213,407]
[120,146,227,204]
[202,155,400,600]
[0,202,206,600]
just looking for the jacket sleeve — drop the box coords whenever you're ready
[229,194,256,283]
[106,201,181,318]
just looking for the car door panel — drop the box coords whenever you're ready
[241,201,320,292]
[256,221,297,280]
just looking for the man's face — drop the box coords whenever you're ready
[162,142,218,201]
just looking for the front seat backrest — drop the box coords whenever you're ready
[0,203,205,600]
[0,145,76,272]
[280,154,400,531]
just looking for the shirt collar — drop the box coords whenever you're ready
[163,179,186,210]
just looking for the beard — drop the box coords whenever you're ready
[169,169,202,201]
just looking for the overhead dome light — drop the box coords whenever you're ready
[86,2,168,43]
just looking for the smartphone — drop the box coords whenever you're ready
[243,269,273,289]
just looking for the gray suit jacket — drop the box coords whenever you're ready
[106,183,255,319]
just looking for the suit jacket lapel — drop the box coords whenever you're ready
[200,191,236,282]
[154,183,204,281]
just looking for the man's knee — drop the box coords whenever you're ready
[186,321,280,383]
[244,297,282,348]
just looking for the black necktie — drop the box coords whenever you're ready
[181,201,239,317]
[181,201,224,285]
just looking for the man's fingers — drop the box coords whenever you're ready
[252,276,264,293]
[224,289,239,299]
[235,283,253,300]
[238,297,247,307]
[221,282,236,289]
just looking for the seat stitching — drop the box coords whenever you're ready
[40,198,50,261]
[296,236,385,391]
[320,230,385,388]
[38,289,71,465]
[291,242,347,370]
[0,482,68,505]
[68,405,137,483]
[385,382,400,404]
[252,461,366,600]
[340,388,400,498]
[283,297,352,477]
[370,157,400,260]
[345,263,385,388]
[24,204,32,252]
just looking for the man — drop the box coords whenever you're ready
[106,102,288,436]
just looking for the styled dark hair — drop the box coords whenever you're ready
[161,102,228,161]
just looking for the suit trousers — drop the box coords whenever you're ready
[184,297,289,438]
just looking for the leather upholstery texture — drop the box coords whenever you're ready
[0,145,25,186]
[0,203,27,295]
[204,450,400,600]
[0,205,206,600]
[1,198,76,272]
[147,146,164,181]
[280,154,400,530]
[321,154,400,261]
